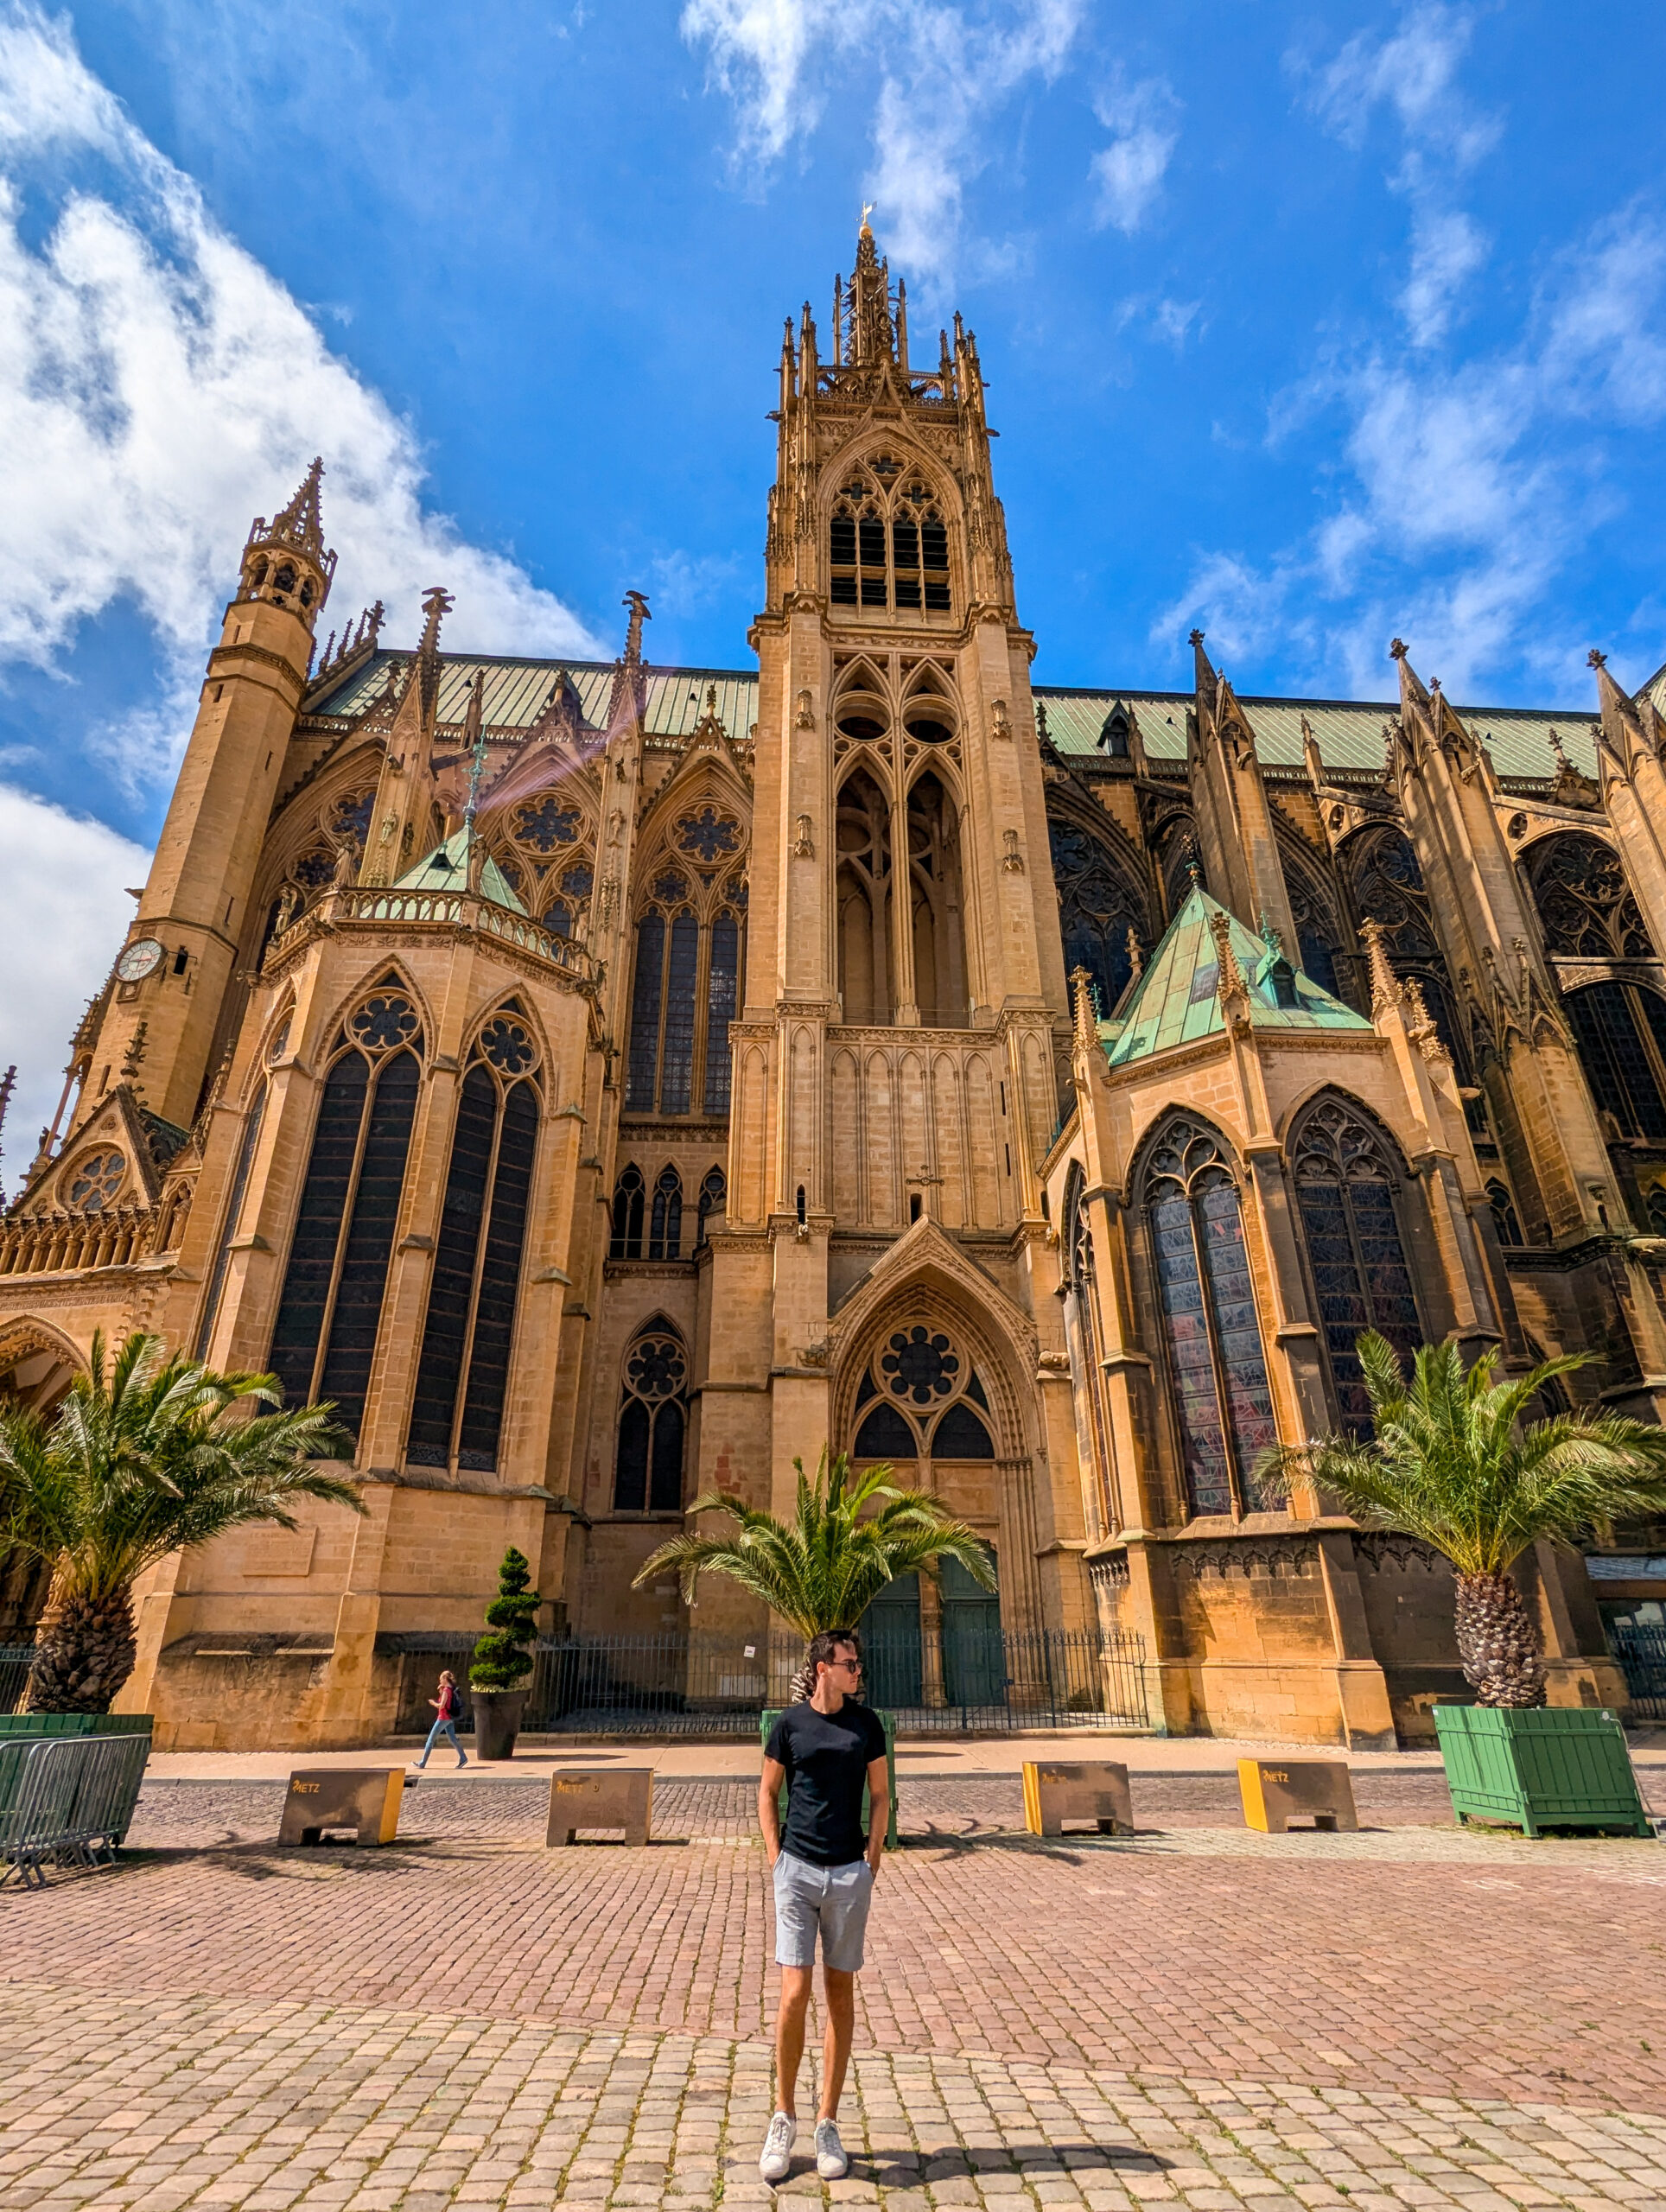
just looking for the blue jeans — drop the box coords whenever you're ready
[418,1716,467,1765]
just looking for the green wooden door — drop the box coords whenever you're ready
[940,1554,1005,1710]
[861,1573,923,1709]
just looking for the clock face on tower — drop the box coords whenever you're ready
[116,938,164,983]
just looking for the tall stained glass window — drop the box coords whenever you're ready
[1291,1096,1422,1436]
[268,987,423,1438]
[614,1326,688,1512]
[1567,982,1666,1142]
[405,1010,541,1473]
[624,868,746,1119]
[1144,1117,1280,1517]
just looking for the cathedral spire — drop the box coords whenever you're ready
[240,456,337,625]
[847,207,895,365]
[416,585,454,723]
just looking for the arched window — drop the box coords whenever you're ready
[1486,1179,1524,1248]
[1526,833,1654,958]
[1282,855,1347,1003]
[696,1165,726,1245]
[830,467,951,613]
[1048,816,1146,1018]
[1649,1186,1666,1239]
[907,772,968,1027]
[1062,1164,1116,1537]
[268,984,424,1437]
[649,1166,684,1260]
[1345,826,1471,1079]
[625,844,747,1117]
[1290,1097,1422,1438]
[849,1325,995,1464]
[614,1326,688,1512]
[705,912,740,1113]
[837,769,893,1023]
[610,1163,645,1259]
[1566,982,1666,1141]
[405,1010,542,1472]
[1143,1116,1280,1517]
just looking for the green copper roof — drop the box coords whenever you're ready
[305,649,1603,784]
[1103,887,1370,1070]
[396,830,526,912]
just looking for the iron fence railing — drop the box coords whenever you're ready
[1612,1622,1666,1719]
[0,1645,33,1717]
[391,1626,1152,1737]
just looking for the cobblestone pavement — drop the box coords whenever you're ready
[8,1776,1666,2209]
[5,1982,1666,2212]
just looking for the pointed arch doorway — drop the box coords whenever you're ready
[849,1321,1005,1717]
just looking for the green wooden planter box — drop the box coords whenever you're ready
[761,1707,900,1850]
[1433,1703,1651,1837]
[0,1713,153,1739]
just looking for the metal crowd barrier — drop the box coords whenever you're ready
[0,1733,150,1889]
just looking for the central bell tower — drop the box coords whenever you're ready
[702,217,1073,1547]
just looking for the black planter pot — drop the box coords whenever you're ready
[471,1688,528,1761]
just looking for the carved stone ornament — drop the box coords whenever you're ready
[1002,828,1024,874]
[795,689,816,730]
[792,813,815,859]
[991,698,1012,739]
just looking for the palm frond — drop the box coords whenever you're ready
[634,1444,995,1637]
[1254,1327,1666,1576]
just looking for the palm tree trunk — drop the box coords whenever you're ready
[1453,1569,1546,1707]
[26,1587,138,1714]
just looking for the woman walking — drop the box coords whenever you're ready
[416,1669,468,1768]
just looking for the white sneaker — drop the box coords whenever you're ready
[759,2112,796,2183]
[814,2120,849,2180]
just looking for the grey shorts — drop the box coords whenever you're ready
[772,1849,874,1973]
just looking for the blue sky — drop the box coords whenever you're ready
[2,0,1665,1149]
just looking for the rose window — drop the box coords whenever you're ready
[480,1017,535,1075]
[350,995,419,1052]
[882,1325,958,1406]
[677,808,741,862]
[514,799,583,851]
[626,1337,685,1398]
[67,1148,125,1212]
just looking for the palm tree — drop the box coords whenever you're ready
[0,1331,360,1713]
[1257,1331,1666,1707]
[633,1447,995,1697]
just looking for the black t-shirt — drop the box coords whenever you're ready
[765,1699,888,1868]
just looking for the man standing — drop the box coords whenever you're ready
[757,1627,889,2184]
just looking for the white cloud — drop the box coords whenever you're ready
[1400,207,1488,347]
[681,0,1082,284]
[1293,3,1500,349]
[0,785,151,1193]
[1114,292,1201,351]
[649,547,746,618]
[1158,204,1666,700]
[0,3,600,797]
[1090,73,1180,234]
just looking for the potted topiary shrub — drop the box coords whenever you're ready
[1258,1332,1666,1837]
[469,1547,541,1760]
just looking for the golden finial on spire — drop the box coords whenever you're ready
[861,200,875,232]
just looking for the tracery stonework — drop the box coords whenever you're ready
[0,219,1650,1750]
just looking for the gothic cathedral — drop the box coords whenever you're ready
[2,219,1660,1748]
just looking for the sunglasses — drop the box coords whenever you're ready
[827,1656,863,1673]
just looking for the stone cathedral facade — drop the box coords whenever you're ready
[1,220,1662,1748]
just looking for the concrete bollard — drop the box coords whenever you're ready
[1022,1758,1135,1837]
[546,1767,654,1846]
[1237,1758,1359,1833]
[279,1767,404,1847]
